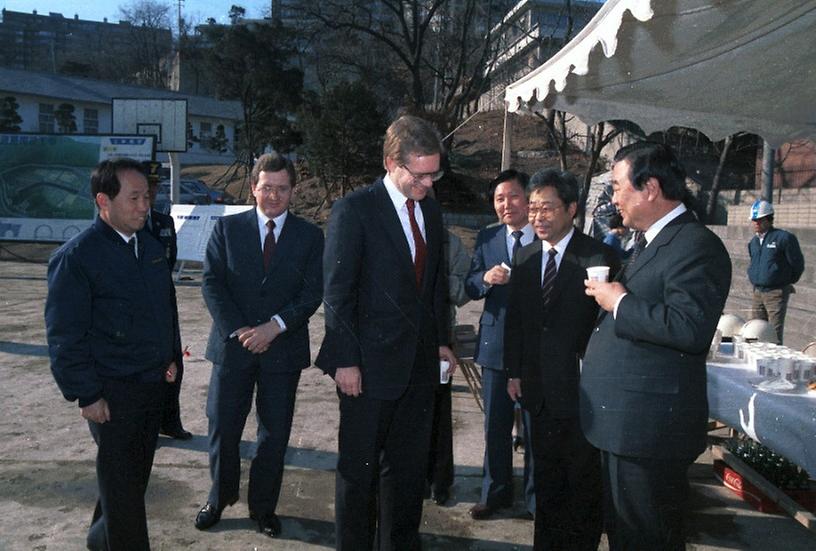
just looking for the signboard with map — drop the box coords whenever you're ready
[0,133,155,242]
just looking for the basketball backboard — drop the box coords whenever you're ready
[112,98,188,153]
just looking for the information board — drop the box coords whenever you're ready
[0,133,155,242]
[172,204,253,262]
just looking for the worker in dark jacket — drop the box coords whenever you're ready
[45,158,182,551]
[146,179,191,440]
[747,199,805,344]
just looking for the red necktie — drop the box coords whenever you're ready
[406,199,426,288]
[263,219,276,271]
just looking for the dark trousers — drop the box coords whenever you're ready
[86,379,164,551]
[206,362,301,515]
[426,381,454,493]
[161,360,184,431]
[481,366,535,513]
[601,451,691,551]
[530,413,602,551]
[335,365,435,551]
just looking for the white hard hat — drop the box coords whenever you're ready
[740,319,778,343]
[749,200,774,221]
[717,313,746,338]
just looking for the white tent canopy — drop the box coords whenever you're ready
[504,0,816,148]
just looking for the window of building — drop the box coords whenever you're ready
[200,121,212,139]
[83,108,99,134]
[39,103,55,133]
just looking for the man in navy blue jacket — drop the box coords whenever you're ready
[195,153,323,539]
[747,199,805,344]
[45,158,181,551]
[465,169,536,520]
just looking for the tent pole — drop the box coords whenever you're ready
[761,141,774,203]
[501,107,512,171]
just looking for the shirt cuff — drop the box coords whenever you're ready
[612,292,628,319]
[272,314,287,332]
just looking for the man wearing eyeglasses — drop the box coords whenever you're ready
[505,169,619,550]
[317,115,457,550]
[195,153,324,539]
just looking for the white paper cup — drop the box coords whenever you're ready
[440,360,451,384]
[586,266,610,282]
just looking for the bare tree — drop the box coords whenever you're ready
[118,0,174,87]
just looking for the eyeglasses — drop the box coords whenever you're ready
[528,202,563,216]
[255,185,291,196]
[401,164,444,183]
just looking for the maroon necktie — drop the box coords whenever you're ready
[263,219,276,271]
[541,247,558,306]
[406,199,426,288]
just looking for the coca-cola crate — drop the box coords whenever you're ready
[713,460,816,514]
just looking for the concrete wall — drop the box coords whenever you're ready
[710,225,816,350]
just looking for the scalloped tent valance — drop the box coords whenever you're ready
[504,0,816,148]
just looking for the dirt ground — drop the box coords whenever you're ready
[2,238,816,550]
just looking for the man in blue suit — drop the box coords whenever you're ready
[194,153,324,538]
[465,169,536,520]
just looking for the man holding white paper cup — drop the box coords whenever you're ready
[465,169,537,519]
[582,142,731,550]
[505,169,619,550]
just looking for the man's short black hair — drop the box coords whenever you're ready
[91,158,146,200]
[487,169,529,201]
[613,142,687,201]
[528,168,579,208]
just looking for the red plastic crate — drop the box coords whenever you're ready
[713,460,816,514]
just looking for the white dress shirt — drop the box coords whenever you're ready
[383,174,426,261]
[540,227,575,285]
[613,203,687,318]
[254,206,288,332]
[505,224,535,260]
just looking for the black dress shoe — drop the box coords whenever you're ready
[250,511,282,537]
[195,502,227,530]
[161,425,193,440]
[432,488,449,506]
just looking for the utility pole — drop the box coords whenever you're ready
[761,140,774,203]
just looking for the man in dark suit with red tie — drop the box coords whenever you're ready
[194,153,324,538]
[505,169,619,550]
[317,115,457,550]
[583,142,731,550]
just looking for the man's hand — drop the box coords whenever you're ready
[439,346,458,376]
[335,366,362,397]
[507,377,522,401]
[585,280,627,312]
[483,265,510,286]
[165,361,177,383]
[81,398,111,424]
[239,320,281,354]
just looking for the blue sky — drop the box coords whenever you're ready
[2,1,272,26]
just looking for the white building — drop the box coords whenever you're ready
[0,66,242,165]
[480,0,602,111]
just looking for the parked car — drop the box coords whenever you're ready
[153,179,211,213]
[182,179,235,204]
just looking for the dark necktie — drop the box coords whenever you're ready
[406,199,426,288]
[541,247,558,306]
[127,236,137,259]
[629,231,647,265]
[263,219,276,271]
[511,230,523,263]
